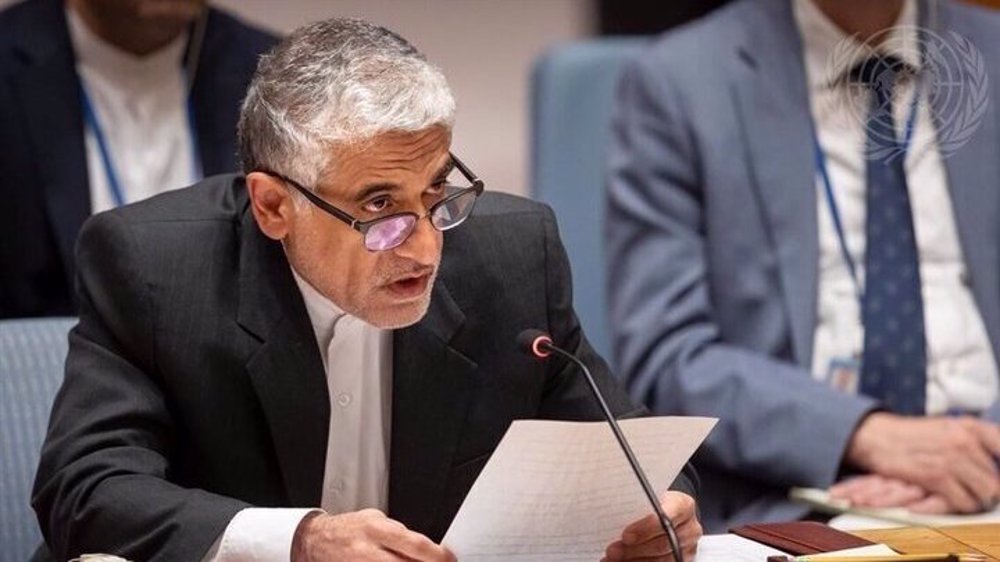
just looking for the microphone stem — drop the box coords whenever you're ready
[546,346,684,562]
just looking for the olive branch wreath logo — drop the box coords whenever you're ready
[824,26,989,163]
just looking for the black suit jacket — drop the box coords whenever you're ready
[0,0,276,318]
[32,175,698,562]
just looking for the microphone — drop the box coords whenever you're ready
[516,329,685,562]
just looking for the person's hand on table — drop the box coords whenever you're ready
[829,474,927,508]
[828,474,950,512]
[829,474,974,514]
[602,491,701,562]
[844,412,1000,513]
[292,509,456,562]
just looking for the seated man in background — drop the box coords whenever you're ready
[607,0,1000,532]
[0,0,275,318]
[33,17,701,562]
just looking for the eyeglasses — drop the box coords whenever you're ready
[256,153,485,251]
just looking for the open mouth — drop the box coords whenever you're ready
[386,272,432,299]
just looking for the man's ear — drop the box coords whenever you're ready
[246,172,296,240]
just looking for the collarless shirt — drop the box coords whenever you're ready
[292,268,393,515]
[204,268,392,561]
[66,6,198,214]
[795,0,999,414]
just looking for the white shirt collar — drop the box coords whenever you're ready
[290,267,349,351]
[793,0,920,91]
[66,5,189,92]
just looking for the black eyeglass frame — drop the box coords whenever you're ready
[255,152,485,250]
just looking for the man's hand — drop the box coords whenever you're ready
[829,474,927,508]
[845,413,1000,513]
[829,474,960,514]
[292,509,456,562]
[602,491,701,562]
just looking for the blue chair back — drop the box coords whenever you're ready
[531,38,648,360]
[1,318,75,562]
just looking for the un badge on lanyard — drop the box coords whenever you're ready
[824,354,862,394]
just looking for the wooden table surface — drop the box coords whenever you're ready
[853,524,1000,561]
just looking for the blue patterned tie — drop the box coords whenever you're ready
[856,56,927,415]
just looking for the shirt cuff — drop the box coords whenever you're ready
[203,507,322,562]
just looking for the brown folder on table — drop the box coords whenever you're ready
[730,521,876,555]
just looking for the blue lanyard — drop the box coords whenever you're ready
[80,86,201,208]
[814,83,922,303]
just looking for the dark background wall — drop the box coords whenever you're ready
[597,0,734,36]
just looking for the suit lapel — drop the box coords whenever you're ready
[190,73,245,174]
[238,209,330,507]
[932,4,1000,362]
[731,0,819,366]
[12,0,90,289]
[235,198,480,515]
[388,280,477,535]
[188,9,243,175]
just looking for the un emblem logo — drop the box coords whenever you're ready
[824,26,989,162]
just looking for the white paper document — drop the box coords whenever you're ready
[441,416,717,561]
[811,544,900,558]
[691,535,897,562]
[693,534,788,562]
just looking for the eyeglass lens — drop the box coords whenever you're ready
[431,188,478,230]
[365,215,417,251]
[363,189,479,251]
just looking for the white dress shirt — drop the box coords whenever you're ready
[204,269,393,561]
[66,7,198,214]
[796,0,999,414]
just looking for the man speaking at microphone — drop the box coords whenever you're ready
[32,17,701,562]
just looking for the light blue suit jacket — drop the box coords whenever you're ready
[606,0,1000,533]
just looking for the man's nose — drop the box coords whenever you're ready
[393,215,441,266]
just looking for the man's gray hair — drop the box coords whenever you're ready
[238,18,456,186]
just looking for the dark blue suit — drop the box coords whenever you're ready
[0,0,276,318]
